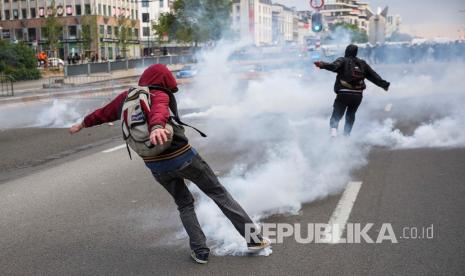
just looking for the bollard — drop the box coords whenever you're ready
[142,57,145,68]
[64,65,68,77]
[107,61,111,73]
[126,58,129,70]
[87,63,91,76]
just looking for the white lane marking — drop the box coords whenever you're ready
[322,181,363,243]
[102,144,126,153]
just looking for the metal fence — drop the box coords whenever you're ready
[0,74,14,97]
[64,55,195,77]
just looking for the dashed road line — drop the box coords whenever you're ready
[322,181,363,243]
[102,144,126,153]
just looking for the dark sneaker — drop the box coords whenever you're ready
[247,238,271,251]
[191,251,209,264]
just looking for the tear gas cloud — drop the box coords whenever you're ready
[10,30,464,257]
[176,41,465,255]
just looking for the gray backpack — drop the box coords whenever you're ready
[121,87,173,158]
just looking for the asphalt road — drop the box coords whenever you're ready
[0,125,464,275]
[1,62,464,275]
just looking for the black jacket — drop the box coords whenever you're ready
[321,45,390,94]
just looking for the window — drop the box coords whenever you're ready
[98,4,101,15]
[30,8,36,18]
[4,10,9,20]
[142,13,149,23]
[85,4,91,15]
[134,28,138,38]
[141,0,149,7]
[76,4,81,15]
[13,9,19,19]
[108,6,111,16]
[21,9,27,19]
[135,10,138,19]
[131,10,134,20]
[15,28,23,40]
[142,26,150,37]
[114,26,119,36]
[159,0,163,8]
[66,5,73,15]
[68,25,77,37]
[99,25,104,35]
[103,5,107,16]
[107,25,112,35]
[28,28,36,41]
[108,47,113,60]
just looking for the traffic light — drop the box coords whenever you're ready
[312,12,323,33]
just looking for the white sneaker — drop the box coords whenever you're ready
[330,128,338,138]
[247,238,271,251]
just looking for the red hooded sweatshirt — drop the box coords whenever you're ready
[83,64,176,131]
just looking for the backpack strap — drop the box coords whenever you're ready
[148,85,207,137]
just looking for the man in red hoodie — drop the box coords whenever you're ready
[69,64,269,264]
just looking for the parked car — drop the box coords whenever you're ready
[48,58,65,67]
[176,65,198,79]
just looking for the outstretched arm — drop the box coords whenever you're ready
[314,57,345,73]
[365,64,390,91]
[69,91,128,134]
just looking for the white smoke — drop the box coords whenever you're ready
[35,99,82,128]
[176,42,465,255]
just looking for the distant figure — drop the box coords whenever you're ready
[72,53,77,64]
[314,44,390,137]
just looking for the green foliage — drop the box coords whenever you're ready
[81,15,98,53]
[42,0,62,56]
[153,0,232,44]
[330,22,368,43]
[0,40,41,81]
[117,16,132,57]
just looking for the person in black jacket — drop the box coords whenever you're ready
[314,44,390,137]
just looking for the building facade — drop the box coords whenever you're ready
[320,0,370,33]
[0,0,141,61]
[232,0,272,46]
[138,0,171,56]
[271,3,294,44]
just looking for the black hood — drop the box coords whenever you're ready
[345,44,358,58]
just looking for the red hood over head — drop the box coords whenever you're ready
[138,64,178,91]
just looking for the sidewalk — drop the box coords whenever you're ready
[0,64,190,105]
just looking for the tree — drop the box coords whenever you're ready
[42,0,62,57]
[0,40,41,80]
[80,15,98,57]
[153,0,232,45]
[116,16,136,58]
[330,22,368,43]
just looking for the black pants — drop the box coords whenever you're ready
[330,93,363,135]
[151,154,257,254]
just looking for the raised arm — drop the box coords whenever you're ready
[315,57,345,73]
[365,63,390,90]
